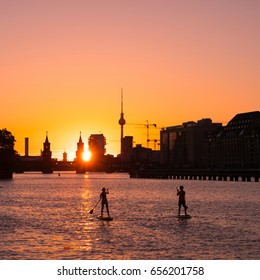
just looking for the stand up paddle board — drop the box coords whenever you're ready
[97,216,113,221]
[175,214,191,219]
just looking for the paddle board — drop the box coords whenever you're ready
[97,216,113,221]
[175,214,192,219]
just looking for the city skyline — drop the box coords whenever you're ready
[1,1,259,160]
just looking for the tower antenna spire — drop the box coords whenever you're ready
[121,88,123,113]
[118,88,126,154]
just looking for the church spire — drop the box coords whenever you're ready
[45,131,50,144]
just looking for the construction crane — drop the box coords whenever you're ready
[126,120,157,148]
[149,139,160,150]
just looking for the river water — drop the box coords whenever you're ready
[0,172,259,260]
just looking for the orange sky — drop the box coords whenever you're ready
[1,0,259,160]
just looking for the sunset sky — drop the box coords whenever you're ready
[1,0,259,160]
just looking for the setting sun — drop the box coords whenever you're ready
[83,150,92,162]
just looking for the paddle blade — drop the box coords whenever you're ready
[89,209,94,214]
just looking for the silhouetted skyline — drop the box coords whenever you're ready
[1,1,259,159]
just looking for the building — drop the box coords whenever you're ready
[204,111,260,169]
[75,133,86,173]
[131,144,152,169]
[88,134,106,161]
[25,137,29,157]
[41,132,53,173]
[75,133,84,162]
[160,111,260,171]
[63,150,67,162]
[41,132,52,160]
[160,118,222,169]
[121,136,133,161]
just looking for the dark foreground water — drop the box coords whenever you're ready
[0,172,259,260]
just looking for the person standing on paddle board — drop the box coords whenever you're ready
[177,186,188,215]
[100,188,110,217]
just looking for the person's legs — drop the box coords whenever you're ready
[101,203,104,216]
[106,203,110,216]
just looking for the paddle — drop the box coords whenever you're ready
[89,198,101,214]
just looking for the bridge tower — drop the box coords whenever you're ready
[42,132,53,173]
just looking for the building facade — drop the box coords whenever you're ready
[203,111,260,169]
[160,112,260,170]
[121,136,133,161]
[88,134,106,161]
[75,133,86,173]
[41,133,53,173]
[75,133,84,162]
[160,118,222,169]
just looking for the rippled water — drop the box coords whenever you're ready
[0,172,259,260]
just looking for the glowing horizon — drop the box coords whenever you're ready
[1,1,259,160]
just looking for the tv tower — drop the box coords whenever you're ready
[118,88,126,154]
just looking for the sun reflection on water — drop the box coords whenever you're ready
[0,173,259,259]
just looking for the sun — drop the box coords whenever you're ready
[83,150,92,161]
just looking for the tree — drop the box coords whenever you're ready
[0,128,16,179]
[0,128,15,150]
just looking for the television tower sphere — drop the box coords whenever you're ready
[118,116,126,126]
